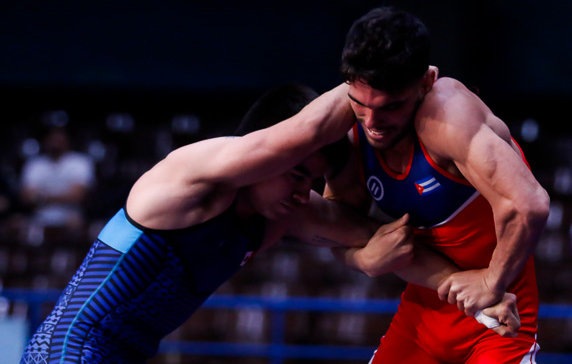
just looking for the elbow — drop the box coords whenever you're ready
[510,186,550,234]
[526,186,550,229]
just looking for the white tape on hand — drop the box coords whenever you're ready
[474,310,500,329]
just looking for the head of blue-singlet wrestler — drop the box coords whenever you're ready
[234,83,331,219]
[341,7,436,150]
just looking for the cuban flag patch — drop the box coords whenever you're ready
[414,176,441,196]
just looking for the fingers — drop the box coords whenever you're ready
[457,299,465,315]
[437,277,452,302]
[440,287,474,316]
[491,326,518,338]
[464,306,477,317]
[370,225,411,249]
[462,302,476,317]
[462,298,478,317]
[504,311,521,335]
[477,309,518,337]
[372,219,412,252]
[447,284,458,305]
[482,296,521,338]
[376,214,410,235]
[439,280,479,316]
[501,292,517,307]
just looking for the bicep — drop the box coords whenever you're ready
[131,136,274,201]
[196,126,320,188]
[453,125,539,212]
[163,136,291,188]
[423,91,538,213]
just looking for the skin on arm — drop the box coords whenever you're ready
[284,191,381,248]
[198,83,356,189]
[417,79,550,315]
[332,222,520,337]
[388,238,520,337]
[329,214,414,277]
[322,125,520,336]
[126,84,356,229]
[285,190,415,276]
[322,133,417,277]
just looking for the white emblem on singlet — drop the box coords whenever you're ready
[367,176,385,201]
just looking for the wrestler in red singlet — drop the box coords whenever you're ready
[353,123,540,363]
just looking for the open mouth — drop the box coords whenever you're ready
[366,127,390,139]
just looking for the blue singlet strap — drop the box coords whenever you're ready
[97,208,143,253]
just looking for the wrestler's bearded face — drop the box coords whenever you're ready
[347,80,426,150]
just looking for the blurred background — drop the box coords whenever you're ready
[1,0,571,363]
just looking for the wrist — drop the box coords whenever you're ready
[484,268,507,296]
[354,247,381,278]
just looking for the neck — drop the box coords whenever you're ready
[380,132,415,174]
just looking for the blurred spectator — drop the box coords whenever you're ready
[20,127,95,237]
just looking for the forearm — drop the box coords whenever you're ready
[394,244,458,290]
[265,84,354,157]
[334,242,457,286]
[487,199,549,292]
[332,244,407,278]
[288,191,378,248]
[298,84,356,147]
[205,84,355,188]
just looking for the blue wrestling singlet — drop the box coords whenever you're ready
[21,207,264,363]
[354,123,478,228]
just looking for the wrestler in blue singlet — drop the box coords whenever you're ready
[21,207,264,363]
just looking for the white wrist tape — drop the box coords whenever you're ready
[474,310,500,329]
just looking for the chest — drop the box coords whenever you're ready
[355,125,477,228]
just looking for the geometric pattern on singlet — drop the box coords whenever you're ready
[21,207,264,363]
[354,123,478,228]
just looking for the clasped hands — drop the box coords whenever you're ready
[437,269,520,337]
[343,215,520,337]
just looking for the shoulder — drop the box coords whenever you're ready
[419,77,486,126]
[415,77,502,158]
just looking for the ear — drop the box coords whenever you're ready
[421,66,438,94]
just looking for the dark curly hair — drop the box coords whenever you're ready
[341,7,430,92]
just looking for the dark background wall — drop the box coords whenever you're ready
[2,2,572,357]
[2,0,571,131]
